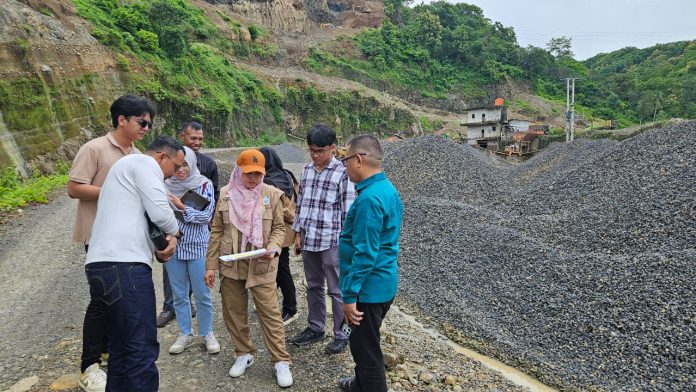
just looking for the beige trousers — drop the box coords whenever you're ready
[220,276,291,362]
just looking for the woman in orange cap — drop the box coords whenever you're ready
[204,149,293,388]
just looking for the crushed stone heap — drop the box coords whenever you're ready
[383,120,696,391]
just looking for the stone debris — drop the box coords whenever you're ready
[383,120,696,391]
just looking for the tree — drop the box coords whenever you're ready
[547,36,574,59]
[410,10,443,50]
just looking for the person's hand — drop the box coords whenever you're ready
[261,247,280,260]
[294,232,302,255]
[155,235,177,262]
[343,303,364,326]
[169,194,185,210]
[204,270,216,288]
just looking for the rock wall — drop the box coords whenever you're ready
[0,1,123,174]
[212,0,328,32]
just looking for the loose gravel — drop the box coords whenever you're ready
[384,120,696,391]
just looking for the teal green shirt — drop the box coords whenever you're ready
[339,172,403,304]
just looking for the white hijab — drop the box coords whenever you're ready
[165,146,210,196]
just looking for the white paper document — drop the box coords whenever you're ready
[219,248,268,262]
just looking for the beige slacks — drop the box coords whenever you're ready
[220,276,291,362]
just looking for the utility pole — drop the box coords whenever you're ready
[563,77,579,141]
[570,78,576,141]
[565,78,570,142]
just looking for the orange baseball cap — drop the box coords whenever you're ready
[236,149,266,174]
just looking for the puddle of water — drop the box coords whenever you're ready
[391,305,558,392]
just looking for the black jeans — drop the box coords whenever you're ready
[276,247,297,314]
[81,245,107,372]
[348,299,393,392]
[86,262,159,392]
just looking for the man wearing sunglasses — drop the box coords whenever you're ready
[337,135,403,392]
[67,94,155,392]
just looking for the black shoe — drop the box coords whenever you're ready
[325,338,349,354]
[291,327,325,345]
[282,311,298,326]
[338,376,354,392]
[191,304,197,318]
[156,310,175,328]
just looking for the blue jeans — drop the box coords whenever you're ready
[85,262,159,392]
[164,254,214,336]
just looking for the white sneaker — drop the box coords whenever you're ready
[275,361,293,388]
[79,363,106,392]
[169,334,194,354]
[228,354,254,377]
[203,333,220,354]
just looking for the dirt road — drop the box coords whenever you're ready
[0,146,531,392]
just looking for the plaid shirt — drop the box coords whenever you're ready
[196,152,219,202]
[293,157,355,252]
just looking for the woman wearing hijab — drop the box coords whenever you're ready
[164,146,219,355]
[204,149,293,388]
[259,147,299,325]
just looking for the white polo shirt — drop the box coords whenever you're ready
[86,154,179,266]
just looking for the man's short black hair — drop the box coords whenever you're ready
[180,121,203,134]
[306,124,336,147]
[146,135,184,155]
[347,134,383,161]
[110,95,157,128]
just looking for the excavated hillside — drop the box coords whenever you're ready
[0,0,562,175]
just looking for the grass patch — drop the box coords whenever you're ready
[0,163,69,212]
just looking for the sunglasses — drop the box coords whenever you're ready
[133,118,153,129]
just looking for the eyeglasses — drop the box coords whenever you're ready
[308,147,332,156]
[132,118,153,129]
[340,153,366,166]
[158,152,182,171]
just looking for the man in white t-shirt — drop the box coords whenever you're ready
[85,135,184,391]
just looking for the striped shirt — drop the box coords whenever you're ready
[174,182,216,260]
[292,157,355,252]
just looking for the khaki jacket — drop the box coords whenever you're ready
[206,184,286,288]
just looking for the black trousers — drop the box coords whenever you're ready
[348,299,393,392]
[276,247,297,314]
[81,245,108,372]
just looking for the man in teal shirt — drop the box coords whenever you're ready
[338,135,403,392]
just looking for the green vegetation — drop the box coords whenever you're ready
[72,0,283,143]
[584,41,696,122]
[418,116,443,132]
[307,0,695,126]
[282,85,415,139]
[0,164,68,212]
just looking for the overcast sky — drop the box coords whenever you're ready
[419,0,696,60]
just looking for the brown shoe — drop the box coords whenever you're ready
[156,310,175,328]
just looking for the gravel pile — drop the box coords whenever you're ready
[384,120,696,391]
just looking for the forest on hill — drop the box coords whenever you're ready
[309,0,696,126]
[56,0,696,133]
[2,0,694,167]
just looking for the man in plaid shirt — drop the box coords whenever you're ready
[291,124,355,355]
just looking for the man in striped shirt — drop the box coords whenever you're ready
[290,124,356,355]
